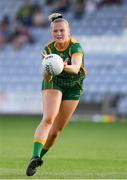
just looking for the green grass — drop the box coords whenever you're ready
[0,115,127,179]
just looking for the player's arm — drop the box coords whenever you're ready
[64,53,83,74]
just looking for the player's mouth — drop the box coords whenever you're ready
[56,36,63,40]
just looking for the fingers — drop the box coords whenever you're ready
[64,58,69,67]
[40,52,46,59]
[64,58,69,64]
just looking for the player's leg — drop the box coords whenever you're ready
[26,89,62,176]
[33,89,62,157]
[40,100,79,157]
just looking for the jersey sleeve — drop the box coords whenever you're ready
[42,46,50,55]
[71,43,84,56]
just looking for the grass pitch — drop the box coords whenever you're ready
[0,115,127,179]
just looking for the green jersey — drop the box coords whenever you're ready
[42,38,86,88]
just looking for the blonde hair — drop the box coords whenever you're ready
[48,13,70,29]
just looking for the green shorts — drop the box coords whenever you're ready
[41,80,84,100]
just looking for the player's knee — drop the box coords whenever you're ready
[44,116,54,126]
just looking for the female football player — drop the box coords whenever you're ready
[26,13,86,176]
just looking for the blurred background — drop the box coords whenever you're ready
[0,0,127,121]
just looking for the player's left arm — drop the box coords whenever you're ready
[64,53,83,74]
[64,42,84,74]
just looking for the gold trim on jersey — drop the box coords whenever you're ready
[81,66,87,75]
[71,37,78,43]
[45,38,78,53]
[72,52,83,56]
[54,38,71,51]
[47,45,52,53]
[45,40,54,54]
[47,40,54,46]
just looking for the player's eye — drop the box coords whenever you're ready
[60,29,65,32]
[53,30,58,33]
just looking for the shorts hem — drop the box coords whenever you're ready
[62,97,80,100]
[42,87,63,94]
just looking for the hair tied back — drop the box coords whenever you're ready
[48,13,63,22]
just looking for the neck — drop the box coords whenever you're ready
[55,38,70,49]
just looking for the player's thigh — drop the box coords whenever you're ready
[42,89,62,119]
[51,100,79,131]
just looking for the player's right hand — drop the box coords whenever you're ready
[40,52,47,60]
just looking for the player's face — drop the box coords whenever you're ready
[51,22,70,44]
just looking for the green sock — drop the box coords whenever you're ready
[32,142,43,158]
[40,148,48,158]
